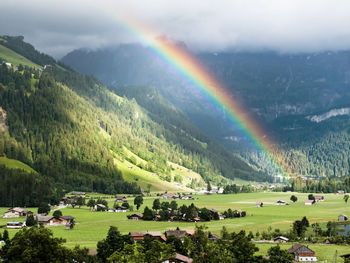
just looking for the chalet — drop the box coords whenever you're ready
[36,215,74,226]
[165,229,191,241]
[59,216,75,224]
[341,253,350,261]
[337,190,345,195]
[305,200,316,205]
[5,62,12,68]
[129,231,163,242]
[181,195,194,200]
[314,195,324,202]
[114,206,128,212]
[116,196,128,202]
[273,236,289,243]
[161,253,193,263]
[3,207,33,218]
[339,214,348,221]
[288,244,317,262]
[208,232,219,242]
[209,208,219,216]
[93,204,107,211]
[275,200,289,206]
[192,217,200,223]
[128,213,143,220]
[256,202,263,207]
[162,193,180,200]
[61,197,72,205]
[6,222,23,229]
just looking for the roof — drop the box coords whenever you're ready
[274,236,289,241]
[36,215,54,222]
[174,253,193,263]
[288,244,315,255]
[165,230,188,238]
[185,230,195,235]
[129,231,162,237]
[314,195,324,198]
[60,216,74,220]
[339,214,348,217]
[7,222,23,224]
[305,200,315,204]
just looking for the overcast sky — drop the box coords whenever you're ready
[1,0,350,58]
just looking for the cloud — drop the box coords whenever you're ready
[1,0,350,57]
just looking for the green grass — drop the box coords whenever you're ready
[0,157,37,174]
[1,192,349,262]
[0,44,41,68]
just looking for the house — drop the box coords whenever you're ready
[314,195,324,202]
[256,202,263,207]
[339,214,348,221]
[128,213,143,220]
[165,229,191,241]
[71,192,86,197]
[116,196,128,202]
[275,200,288,205]
[208,232,219,242]
[3,207,33,218]
[115,206,128,212]
[161,253,193,263]
[305,200,316,205]
[218,213,225,220]
[288,244,317,262]
[337,190,345,195]
[341,253,350,260]
[181,195,194,200]
[7,222,23,229]
[162,193,180,200]
[35,215,74,226]
[59,216,75,225]
[129,231,163,242]
[274,236,289,243]
[192,217,200,222]
[61,197,72,205]
[93,204,107,211]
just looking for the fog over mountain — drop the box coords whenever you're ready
[1,0,350,57]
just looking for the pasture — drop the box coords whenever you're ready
[1,191,350,262]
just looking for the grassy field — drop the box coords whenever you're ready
[0,44,40,68]
[0,157,37,174]
[1,192,350,262]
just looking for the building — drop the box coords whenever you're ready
[114,206,128,212]
[93,204,107,211]
[256,202,263,207]
[116,196,128,202]
[305,200,316,205]
[339,214,348,221]
[161,253,193,263]
[162,193,180,200]
[165,229,193,241]
[3,207,33,218]
[273,236,289,243]
[288,244,317,262]
[181,195,194,200]
[337,190,345,195]
[275,200,289,205]
[314,195,324,202]
[36,215,74,226]
[71,192,86,197]
[128,213,143,220]
[7,222,23,229]
[129,231,163,242]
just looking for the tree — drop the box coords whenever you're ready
[97,226,132,262]
[143,206,154,221]
[38,202,50,214]
[152,199,160,211]
[1,227,70,262]
[25,214,37,226]
[76,196,85,208]
[290,195,298,203]
[199,208,211,221]
[268,245,294,263]
[308,194,315,200]
[53,210,62,218]
[134,196,143,210]
[170,200,178,211]
[207,181,212,192]
[87,198,96,210]
[301,216,309,228]
[344,194,349,203]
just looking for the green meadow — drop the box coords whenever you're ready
[1,192,350,262]
[0,43,40,68]
[0,157,37,174]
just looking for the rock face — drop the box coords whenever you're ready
[0,107,8,132]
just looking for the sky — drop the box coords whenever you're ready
[1,0,350,58]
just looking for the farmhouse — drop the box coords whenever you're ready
[116,196,128,202]
[161,253,193,263]
[129,231,163,242]
[162,193,180,200]
[339,214,348,221]
[181,195,194,200]
[337,190,345,195]
[36,215,75,226]
[314,195,324,202]
[71,192,86,197]
[6,222,23,229]
[305,200,316,205]
[288,244,317,262]
[128,213,143,220]
[3,207,33,218]
[256,202,263,207]
[93,204,107,211]
[165,229,193,241]
[273,236,289,243]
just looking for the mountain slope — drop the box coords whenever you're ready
[0,36,265,206]
[62,45,350,178]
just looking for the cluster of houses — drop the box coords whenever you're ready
[2,207,74,230]
[305,195,324,206]
[161,193,194,200]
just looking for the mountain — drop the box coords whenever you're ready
[0,36,265,206]
[62,44,350,178]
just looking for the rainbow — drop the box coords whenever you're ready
[103,11,287,176]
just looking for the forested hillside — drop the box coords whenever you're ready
[0,36,266,206]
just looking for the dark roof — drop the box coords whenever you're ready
[60,216,75,220]
[129,231,162,237]
[165,230,188,238]
[173,253,193,263]
[288,244,315,255]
